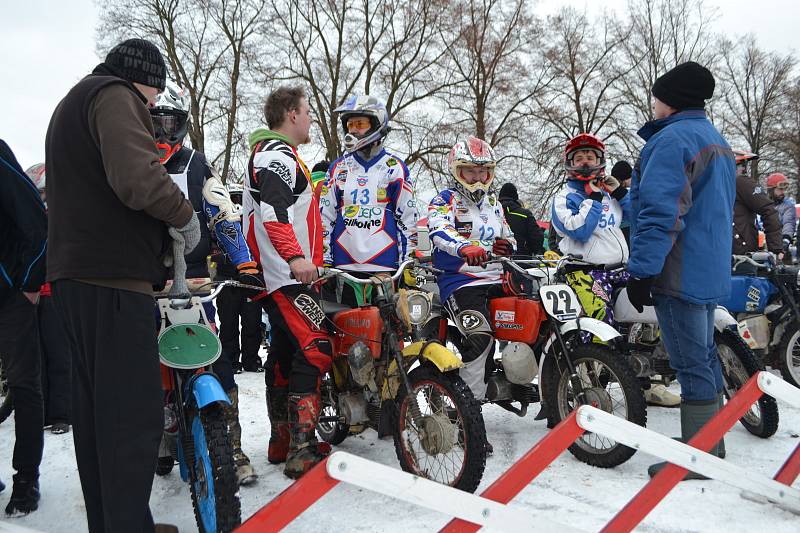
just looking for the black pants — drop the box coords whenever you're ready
[217,286,263,368]
[0,291,44,479]
[39,295,71,424]
[53,280,162,533]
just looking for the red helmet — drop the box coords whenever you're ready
[733,150,759,166]
[564,133,606,181]
[766,173,788,189]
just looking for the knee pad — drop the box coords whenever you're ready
[453,310,493,363]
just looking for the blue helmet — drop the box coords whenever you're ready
[334,95,390,153]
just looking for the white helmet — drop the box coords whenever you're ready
[448,136,496,203]
[151,81,191,163]
[334,95,390,153]
[25,163,46,191]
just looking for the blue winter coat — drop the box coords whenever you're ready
[628,109,736,304]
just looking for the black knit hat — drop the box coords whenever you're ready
[104,39,167,90]
[652,61,715,110]
[498,182,518,200]
[611,161,632,181]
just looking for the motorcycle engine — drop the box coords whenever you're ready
[338,392,370,424]
[486,374,513,402]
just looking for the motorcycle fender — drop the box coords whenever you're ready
[557,317,622,343]
[713,306,737,333]
[382,359,402,401]
[190,373,231,409]
[401,341,463,372]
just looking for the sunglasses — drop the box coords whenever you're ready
[346,117,372,131]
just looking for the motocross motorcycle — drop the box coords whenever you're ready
[154,232,245,533]
[610,262,779,439]
[719,252,800,390]
[423,256,647,468]
[315,260,489,493]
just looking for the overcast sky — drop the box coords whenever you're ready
[0,0,798,169]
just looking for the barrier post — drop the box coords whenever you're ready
[440,409,585,533]
[600,373,763,533]
[236,458,339,533]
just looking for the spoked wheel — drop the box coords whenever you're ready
[717,329,779,438]
[188,405,241,533]
[543,344,647,468]
[317,371,349,445]
[393,364,487,493]
[776,322,800,388]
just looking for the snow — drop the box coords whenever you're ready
[2,365,799,532]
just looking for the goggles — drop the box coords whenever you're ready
[346,116,372,132]
[152,113,183,138]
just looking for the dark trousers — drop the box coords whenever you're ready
[53,280,162,533]
[217,286,263,368]
[0,291,44,478]
[39,296,72,424]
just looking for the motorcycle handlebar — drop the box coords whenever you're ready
[318,259,417,285]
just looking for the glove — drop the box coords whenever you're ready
[584,181,603,201]
[602,176,620,192]
[627,277,655,313]
[175,212,201,254]
[459,245,489,266]
[492,238,513,257]
[236,261,265,292]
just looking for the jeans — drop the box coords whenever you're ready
[653,294,724,402]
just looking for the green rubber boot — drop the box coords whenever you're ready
[648,398,723,480]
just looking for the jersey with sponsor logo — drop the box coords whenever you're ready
[320,150,417,272]
[550,180,629,265]
[428,189,514,301]
[243,138,323,294]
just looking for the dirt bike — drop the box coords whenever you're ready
[315,259,489,493]
[610,262,779,439]
[423,256,647,468]
[720,253,800,389]
[154,231,250,533]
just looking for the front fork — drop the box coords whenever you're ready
[551,319,591,406]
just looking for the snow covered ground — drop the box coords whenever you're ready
[1,364,799,532]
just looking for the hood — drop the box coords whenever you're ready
[248,128,295,151]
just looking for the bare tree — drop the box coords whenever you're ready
[718,35,797,180]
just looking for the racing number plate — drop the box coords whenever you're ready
[538,284,580,321]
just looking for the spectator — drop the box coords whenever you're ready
[732,151,782,258]
[611,161,633,245]
[46,38,198,532]
[0,140,47,516]
[498,183,544,256]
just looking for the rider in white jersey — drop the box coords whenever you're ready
[428,137,515,403]
[319,96,417,303]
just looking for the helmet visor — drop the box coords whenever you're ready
[152,113,184,139]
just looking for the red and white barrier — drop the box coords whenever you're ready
[238,371,800,533]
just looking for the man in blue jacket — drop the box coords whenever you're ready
[626,62,736,479]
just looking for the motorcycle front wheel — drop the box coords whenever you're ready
[776,322,800,388]
[393,364,488,493]
[188,405,241,533]
[543,343,647,468]
[717,329,779,438]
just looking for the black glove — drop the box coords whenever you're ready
[236,262,265,294]
[627,276,654,313]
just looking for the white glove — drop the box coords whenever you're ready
[602,176,620,193]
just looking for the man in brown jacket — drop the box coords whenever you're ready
[45,39,199,533]
[732,151,782,257]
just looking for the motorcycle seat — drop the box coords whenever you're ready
[321,299,353,317]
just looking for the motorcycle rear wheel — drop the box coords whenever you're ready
[317,371,350,445]
[776,322,800,388]
[543,343,647,468]
[717,329,779,438]
[393,364,488,493]
[188,405,241,533]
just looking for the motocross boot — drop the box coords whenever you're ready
[266,385,290,464]
[284,392,330,479]
[648,398,723,479]
[226,388,257,486]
